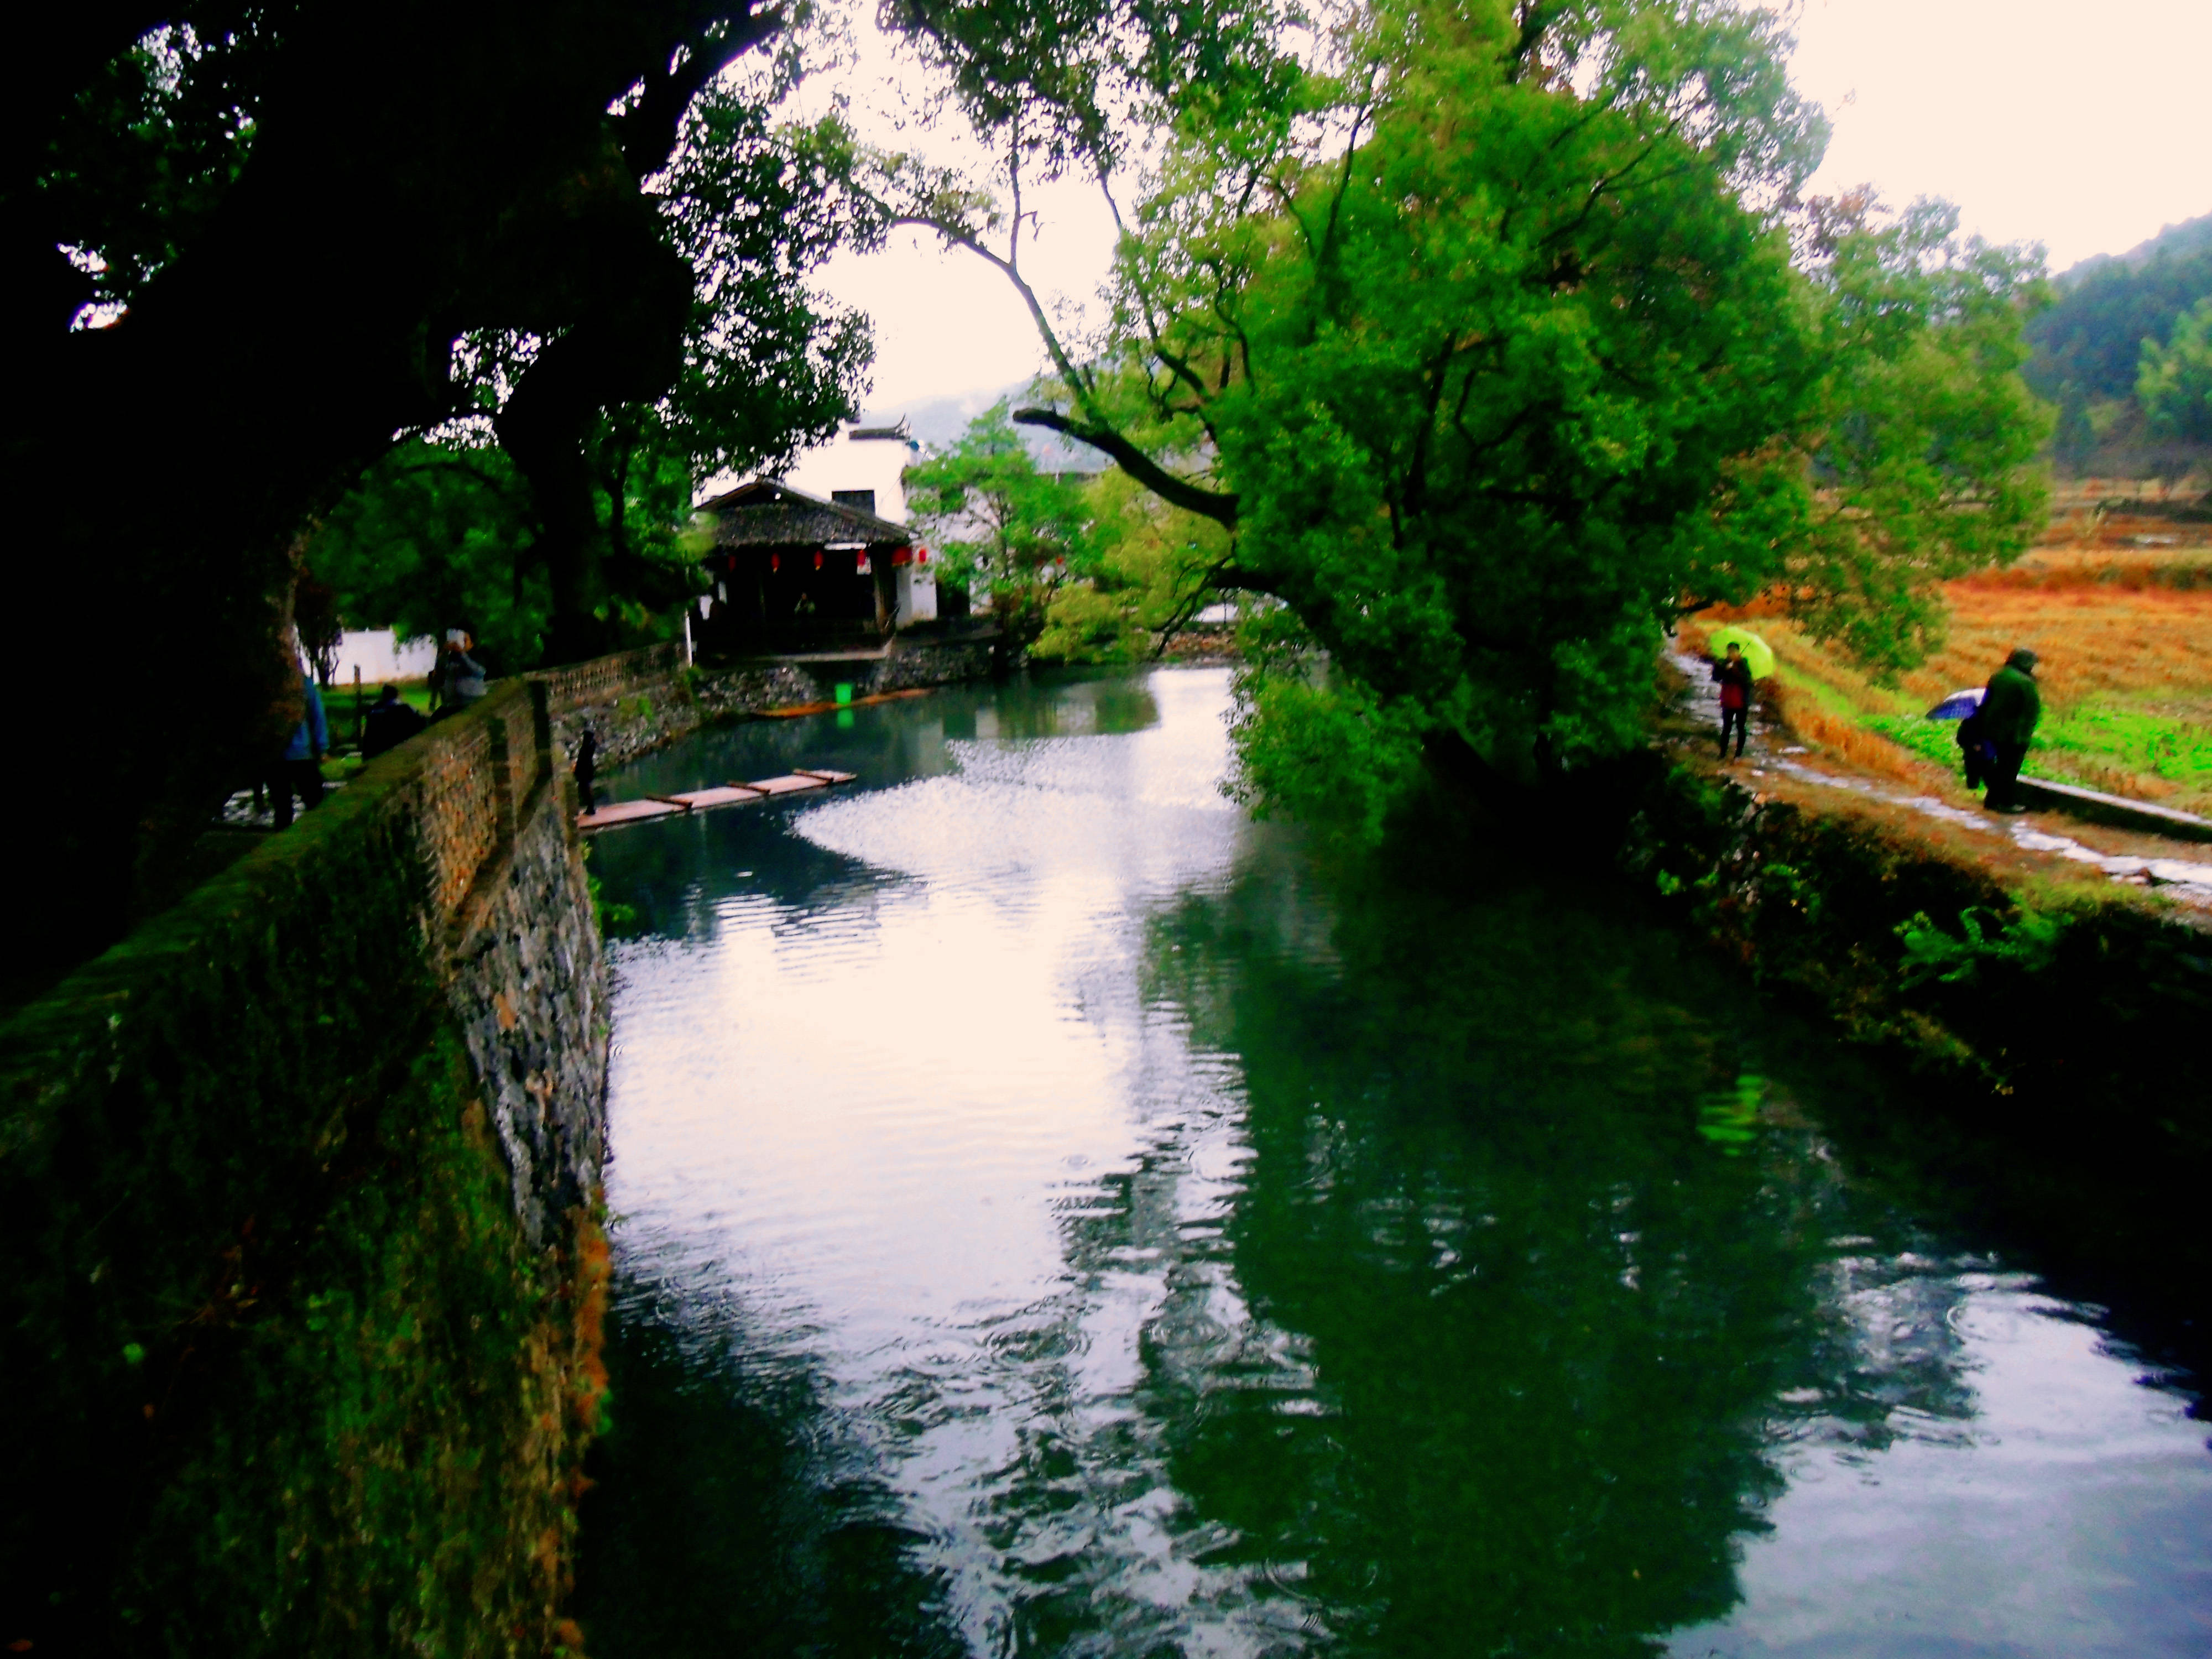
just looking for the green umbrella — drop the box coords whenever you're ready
[1705,625,1775,680]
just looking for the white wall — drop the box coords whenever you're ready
[776,426,943,625]
[778,429,919,523]
[331,629,437,686]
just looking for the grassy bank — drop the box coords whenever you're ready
[1624,759,2211,1134]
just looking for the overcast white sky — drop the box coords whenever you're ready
[811,0,2212,416]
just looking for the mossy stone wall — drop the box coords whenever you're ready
[2,677,613,1656]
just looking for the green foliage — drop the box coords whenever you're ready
[40,19,271,317]
[905,402,1092,644]
[2025,215,2212,402]
[1770,198,2052,676]
[1224,613,1427,848]
[2138,298,2212,442]
[1897,905,2067,986]
[1034,467,1232,660]
[308,96,873,668]
[648,99,877,488]
[905,0,2048,828]
[310,441,549,670]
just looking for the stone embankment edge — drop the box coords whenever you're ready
[0,623,994,1657]
[538,632,1004,773]
[1621,760,2212,1156]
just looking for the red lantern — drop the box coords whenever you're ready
[770,553,780,572]
[812,551,823,570]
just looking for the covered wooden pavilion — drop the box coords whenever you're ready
[693,478,942,654]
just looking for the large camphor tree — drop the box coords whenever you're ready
[885,0,2051,836]
[4,0,1264,993]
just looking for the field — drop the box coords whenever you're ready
[1686,533,2212,818]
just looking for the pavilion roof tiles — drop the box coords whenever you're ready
[696,478,910,550]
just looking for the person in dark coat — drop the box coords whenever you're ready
[361,685,428,758]
[1978,646,2042,813]
[1955,707,1993,791]
[573,727,599,815]
[1710,641,1754,760]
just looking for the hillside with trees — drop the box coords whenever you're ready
[2026,211,2212,477]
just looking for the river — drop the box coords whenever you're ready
[573,667,2212,1657]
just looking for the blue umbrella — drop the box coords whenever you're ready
[1925,687,1984,721]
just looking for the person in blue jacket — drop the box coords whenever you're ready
[271,667,329,829]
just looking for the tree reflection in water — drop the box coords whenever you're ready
[1127,851,1978,1654]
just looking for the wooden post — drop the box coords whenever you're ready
[353,663,364,749]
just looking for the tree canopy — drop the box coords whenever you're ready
[2139,298,2212,444]
[886,0,2049,828]
[8,0,1271,984]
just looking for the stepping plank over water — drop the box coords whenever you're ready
[580,767,854,831]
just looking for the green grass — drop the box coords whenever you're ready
[1865,701,2212,802]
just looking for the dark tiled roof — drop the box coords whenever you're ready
[696,478,910,549]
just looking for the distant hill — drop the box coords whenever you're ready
[2027,212,2212,403]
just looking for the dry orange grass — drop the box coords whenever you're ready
[1766,691,1947,788]
[1902,581,2212,718]
[1695,562,2212,716]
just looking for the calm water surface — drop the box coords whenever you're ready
[575,668,2212,1657]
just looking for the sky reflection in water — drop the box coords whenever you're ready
[577,668,2212,1658]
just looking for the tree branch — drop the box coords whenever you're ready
[617,8,784,183]
[1011,406,1240,527]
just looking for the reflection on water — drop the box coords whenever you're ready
[576,669,2212,1658]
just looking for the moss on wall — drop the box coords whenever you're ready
[1,698,604,1655]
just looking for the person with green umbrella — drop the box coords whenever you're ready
[1710,639,1755,760]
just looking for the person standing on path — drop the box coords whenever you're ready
[573,727,599,816]
[1978,647,2042,813]
[272,666,328,830]
[1710,641,1754,760]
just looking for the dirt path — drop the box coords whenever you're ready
[1665,651,2212,910]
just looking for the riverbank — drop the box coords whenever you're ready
[1,678,613,1655]
[1626,660,2212,1166]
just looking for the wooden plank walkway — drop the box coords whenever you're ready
[578,768,856,832]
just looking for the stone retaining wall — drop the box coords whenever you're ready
[538,632,1003,773]
[1623,761,2212,1149]
[0,677,608,1655]
[0,626,1005,1653]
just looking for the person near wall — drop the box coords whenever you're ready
[1978,647,2043,813]
[270,667,328,830]
[430,627,489,719]
[573,727,599,815]
[361,685,429,758]
[1710,640,1754,761]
